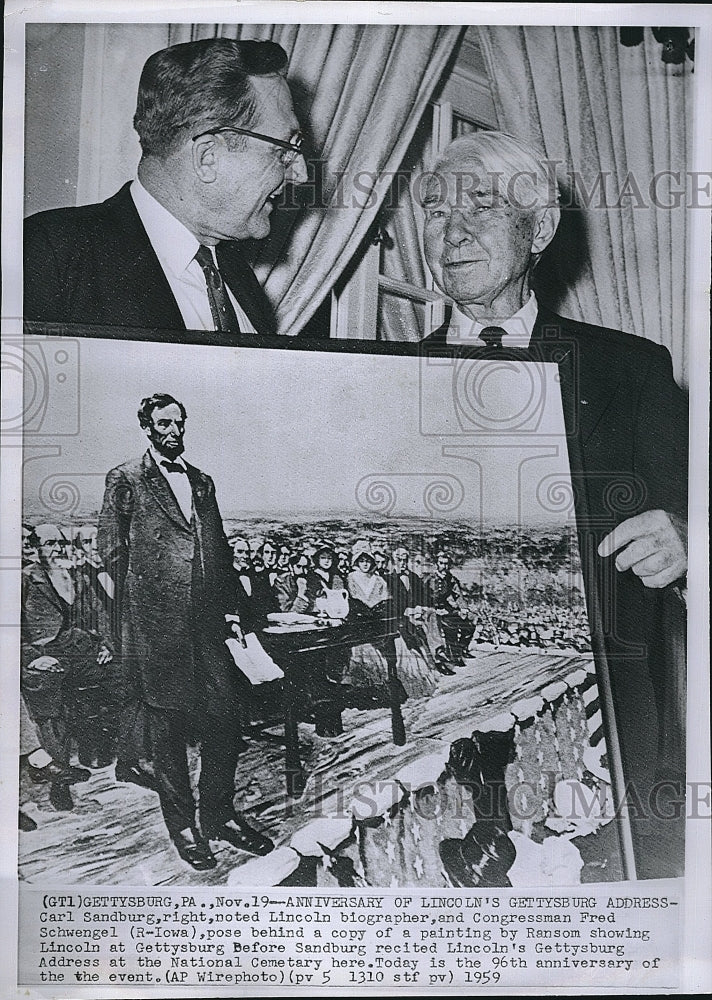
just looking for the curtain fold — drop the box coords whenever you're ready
[478,25,691,386]
[172,22,462,336]
[378,110,433,341]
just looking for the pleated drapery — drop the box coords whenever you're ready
[477,26,692,386]
[169,23,463,336]
[375,110,434,342]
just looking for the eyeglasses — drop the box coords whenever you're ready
[192,126,304,166]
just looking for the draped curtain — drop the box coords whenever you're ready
[378,109,434,341]
[169,23,462,336]
[477,26,692,387]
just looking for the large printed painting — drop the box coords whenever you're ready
[19,335,625,887]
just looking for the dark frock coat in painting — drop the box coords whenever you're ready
[385,569,433,617]
[97,450,243,719]
[97,449,254,838]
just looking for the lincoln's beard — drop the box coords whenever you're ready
[150,429,185,459]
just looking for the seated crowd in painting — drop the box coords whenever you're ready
[19,522,118,826]
[19,520,588,829]
[17,525,474,811]
[230,534,475,674]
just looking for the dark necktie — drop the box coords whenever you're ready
[194,245,241,333]
[478,324,533,361]
[479,325,506,349]
[161,460,186,474]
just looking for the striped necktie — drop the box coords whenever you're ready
[194,244,241,333]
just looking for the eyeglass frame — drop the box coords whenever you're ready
[192,125,304,165]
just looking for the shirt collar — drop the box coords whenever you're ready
[131,178,202,277]
[447,292,539,348]
[150,447,187,471]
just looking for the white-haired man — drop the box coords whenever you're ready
[21,523,113,775]
[421,131,688,879]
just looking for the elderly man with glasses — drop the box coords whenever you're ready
[24,38,307,335]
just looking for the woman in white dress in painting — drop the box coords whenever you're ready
[345,540,438,701]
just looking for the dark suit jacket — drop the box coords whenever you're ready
[97,450,246,715]
[385,569,433,617]
[235,569,280,629]
[422,306,688,792]
[20,562,111,729]
[21,562,110,658]
[424,571,465,613]
[24,183,276,335]
[21,564,72,654]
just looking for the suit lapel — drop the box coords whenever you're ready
[105,184,186,330]
[184,464,208,514]
[530,307,626,446]
[422,306,452,345]
[217,241,275,335]
[105,186,275,334]
[32,565,70,614]
[424,305,626,448]
[142,451,192,531]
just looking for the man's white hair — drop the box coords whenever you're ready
[430,130,561,214]
[34,523,66,544]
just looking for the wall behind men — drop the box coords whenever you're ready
[24,24,85,216]
[24,23,169,216]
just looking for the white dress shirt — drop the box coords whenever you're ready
[150,448,193,522]
[446,291,539,349]
[130,179,256,334]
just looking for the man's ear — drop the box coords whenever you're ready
[531,206,560,254]
[191,135,219,184]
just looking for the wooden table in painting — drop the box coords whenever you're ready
[261,615,404,796]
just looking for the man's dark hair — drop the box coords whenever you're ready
[134,38,289,158]
[138,393,187,429]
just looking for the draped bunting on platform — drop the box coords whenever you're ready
[477,26,692,387]
[168,23,463,337]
